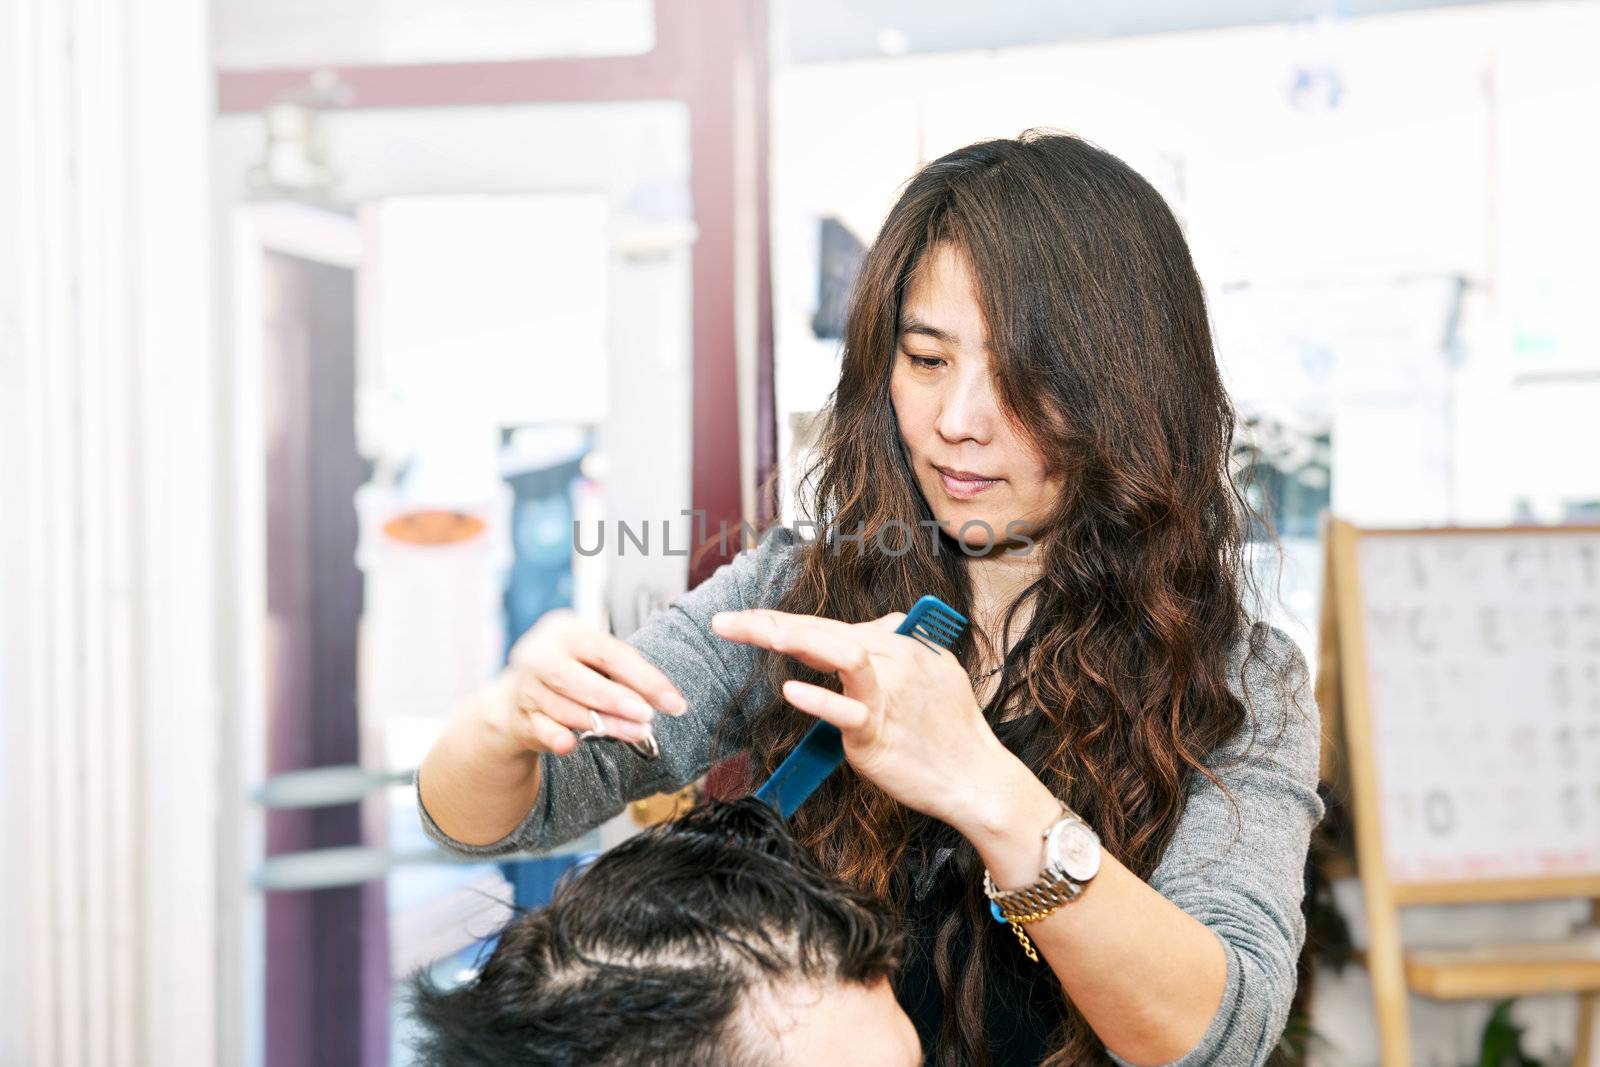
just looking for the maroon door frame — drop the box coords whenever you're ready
[260,254,386,1067]
[220,0,779,588]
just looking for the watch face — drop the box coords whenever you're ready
[1047,819,1101,882]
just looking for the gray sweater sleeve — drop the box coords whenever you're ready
[1104,625,1325,1067]
[415,526,802,857]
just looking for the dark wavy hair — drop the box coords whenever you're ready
[406,798,907,1066]
[722,129,1290,1064]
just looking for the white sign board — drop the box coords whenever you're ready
[1353,530,1600,883]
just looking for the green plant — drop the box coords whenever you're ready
[1473,998,1564,1067]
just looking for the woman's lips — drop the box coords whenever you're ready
[936,466,1002,499]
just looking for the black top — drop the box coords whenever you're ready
[895,855,1069,1065]
[891,717,1071,1066]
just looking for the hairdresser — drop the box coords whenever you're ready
[417,131,1323,1067]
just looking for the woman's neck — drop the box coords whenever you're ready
[966,548,1043,708]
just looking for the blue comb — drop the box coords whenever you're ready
[754,595,968,818]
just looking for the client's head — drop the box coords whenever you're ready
[408,797,919,1066]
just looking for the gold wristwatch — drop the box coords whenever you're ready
[982,801,1102,961]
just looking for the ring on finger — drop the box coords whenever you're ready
[575,708,606,740]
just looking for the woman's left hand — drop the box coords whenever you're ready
[709,608,1015,827]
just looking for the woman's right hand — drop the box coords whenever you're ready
[483,608,690,758]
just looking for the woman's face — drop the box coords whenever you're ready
[889,243,1063,552]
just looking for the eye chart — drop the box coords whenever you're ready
[1338,526,1600,885]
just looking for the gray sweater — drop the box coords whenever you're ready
[417,525,1325,1067]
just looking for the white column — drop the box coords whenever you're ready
[0,0,219,1064]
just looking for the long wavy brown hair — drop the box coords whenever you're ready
[716,129,1289,1065]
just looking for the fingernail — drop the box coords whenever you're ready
[659,691,688,716]
[625,695,655,719]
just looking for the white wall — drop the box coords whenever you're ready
[212,0,654,68]
[1,0,220,1064]
[772,1,1600,535]
[0,2,33,1062]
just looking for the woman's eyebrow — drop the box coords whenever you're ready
[898,315,958,345]
[898,315,990,351]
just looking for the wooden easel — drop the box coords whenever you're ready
[1319,518,1600,1066]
